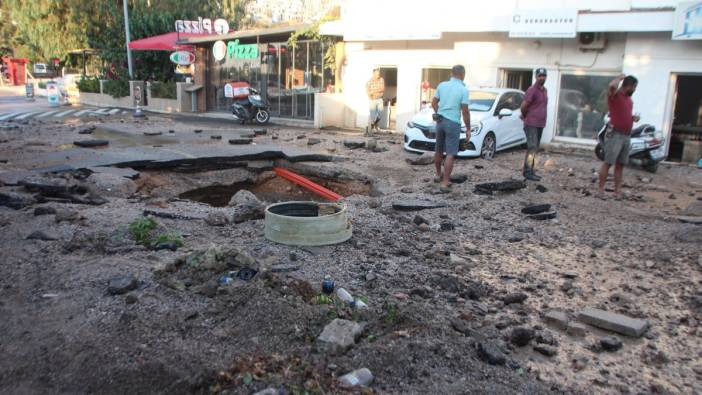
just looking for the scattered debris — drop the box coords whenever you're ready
[521,204,551,215]
[316,319,364,355]
[143,131,162,136]
[229,138,252,145]
[26,230,59,241]
[477,341,507,365]
[338,368,373,388]
[107,275,138,295]
[392,200,447,211]
[474,180,526,195]
[527,212,557,220]
[405,152,433,165]
[343,140,366,150]
[600,336,623,352]
[577,308,649,337]
[73,139,109,148]
[503,292,528,305]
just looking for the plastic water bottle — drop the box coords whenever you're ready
[338,368,373,387]
[336,288,354,304]
[354,299,368,309]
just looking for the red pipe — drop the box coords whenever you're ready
[273,167,342,201]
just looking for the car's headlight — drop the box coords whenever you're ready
[470,122,483,136]
[407,121,415,129]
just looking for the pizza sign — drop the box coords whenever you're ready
[170,51,196,66]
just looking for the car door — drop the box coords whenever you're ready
[494,92,520,149]
[511,92,526,144]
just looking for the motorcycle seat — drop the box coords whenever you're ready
[630,124,654,138]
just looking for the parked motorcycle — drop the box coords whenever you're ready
[231,88,271,125]
[594,117,666,173]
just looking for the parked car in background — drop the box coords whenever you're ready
[32,63,56,78]
[404,88,527,159]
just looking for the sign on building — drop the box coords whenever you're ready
[673,1,702,40]
[509,9,578,38]
[175,18,229,35]
[169,51,196,65]
[212,39,259,61]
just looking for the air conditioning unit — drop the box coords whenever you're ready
[578,32,607,51]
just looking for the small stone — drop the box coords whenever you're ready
[592,240,607,249]
[26,230,59,241]
[307,137,321,145]
[205,212,229,226]
[536,184,548,193]
[600,336,623,351]
[503,292,528,305]
[343,140,366,149]
[405,152,434,165]
[510,327,536,347]
[338,368,373,388]
[368,199,381,208]
[227,189,262,207]
[366,139,378,151]
[577,307,650,337]
[125,293,138,304]
[533,344,558,357]
[477,341,507,365]
[439,222,455,232]
[508,235,524,243]
[418,223,430,232]
[401,187,414,194]
[535,331,558,346]
[228,138,252,145]
[516,226,534,233]
[153,241,179,251]
[365,272,377,282]
[316,319,364,355]
[108,275,138,295]
[393,292,409,300]
[54,209,81,223]
[572,355,589,371]
[450,253,470,266]
[561,280,574,292]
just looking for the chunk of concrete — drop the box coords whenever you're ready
[316,319,364,355]
[566,322,588,338]
[577,308,649,337]
[543,310,569,331]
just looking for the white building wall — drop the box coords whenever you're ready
[623,32,702,144]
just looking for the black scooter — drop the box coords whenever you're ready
[231,88,271,125]
[594,116,666,173]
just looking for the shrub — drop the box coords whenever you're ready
[150,81,177,100]
[76,76,100,93]
[128,217,157,246]
[38,81,47,89]
[103,79,130,98]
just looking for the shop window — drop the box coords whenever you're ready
[420,68,451,108]
[556,74,611,139]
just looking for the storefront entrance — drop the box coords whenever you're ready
[206,39,332,120]
[500,68,532,92]
[669,74,702,162]
[379,67,397,130]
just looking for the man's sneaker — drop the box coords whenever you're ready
[524,173,541,181]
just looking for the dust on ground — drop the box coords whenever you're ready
[1,114,701,394]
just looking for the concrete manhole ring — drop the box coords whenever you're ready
[264,201,352,246]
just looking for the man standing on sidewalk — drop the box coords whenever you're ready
[365,68,385,135]
[432,65,471,192]
[598,74,639,199]
[520,67,548,181]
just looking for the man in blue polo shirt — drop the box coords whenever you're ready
[432,65,471,192]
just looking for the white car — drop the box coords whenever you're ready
[404,88,527,159]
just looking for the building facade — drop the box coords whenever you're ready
[332,0,702,162]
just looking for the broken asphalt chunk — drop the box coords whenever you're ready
[228,138,252,145]
[392,200,447,211]
[521,204,551,215]
[73,139,109,148]
[477,341,507,365]
[343,140,366,150]
[405,152,433,165]
[527,212,557,220]
[474,180,526,195]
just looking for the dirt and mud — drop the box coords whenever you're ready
[1,114,701,394]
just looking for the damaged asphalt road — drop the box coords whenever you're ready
[1,114,702,394]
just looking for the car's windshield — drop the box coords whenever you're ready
[469,91,498,112]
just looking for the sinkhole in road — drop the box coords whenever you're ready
[178,172,372,207]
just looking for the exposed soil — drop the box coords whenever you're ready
[1,114,701,394]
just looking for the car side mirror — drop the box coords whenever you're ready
[498,108,513,118]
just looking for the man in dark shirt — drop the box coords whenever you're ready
[597,74,640,199]
[520,68,548,181]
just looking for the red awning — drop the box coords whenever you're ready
[128,32,203,51]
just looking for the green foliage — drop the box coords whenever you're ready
[287,13,340,71]
[129,217,158,246]
[153,232,183,247]
[37,81,47,89]
[150,81,177,99]
[77,75,100,93]
[103,78,129,98]
[313,294,333,305]
[128,217,183,248]
[383,302,400,326]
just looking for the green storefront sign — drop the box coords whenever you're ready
[226,39,259,59]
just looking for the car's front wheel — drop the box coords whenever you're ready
[481,132,496,160]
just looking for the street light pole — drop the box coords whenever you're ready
[122,0,134,79]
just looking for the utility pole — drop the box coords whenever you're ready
[123,0,134,79]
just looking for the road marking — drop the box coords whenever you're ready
[91,108,112,114]
[14,112,41,120]
[0,112,22,121]
[108,108,121,115]
[72,109,96,116]
[35,110,61,118]
[53,110,77,118]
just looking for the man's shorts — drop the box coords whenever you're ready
[436,117,461,156]
[604,127,630,166]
